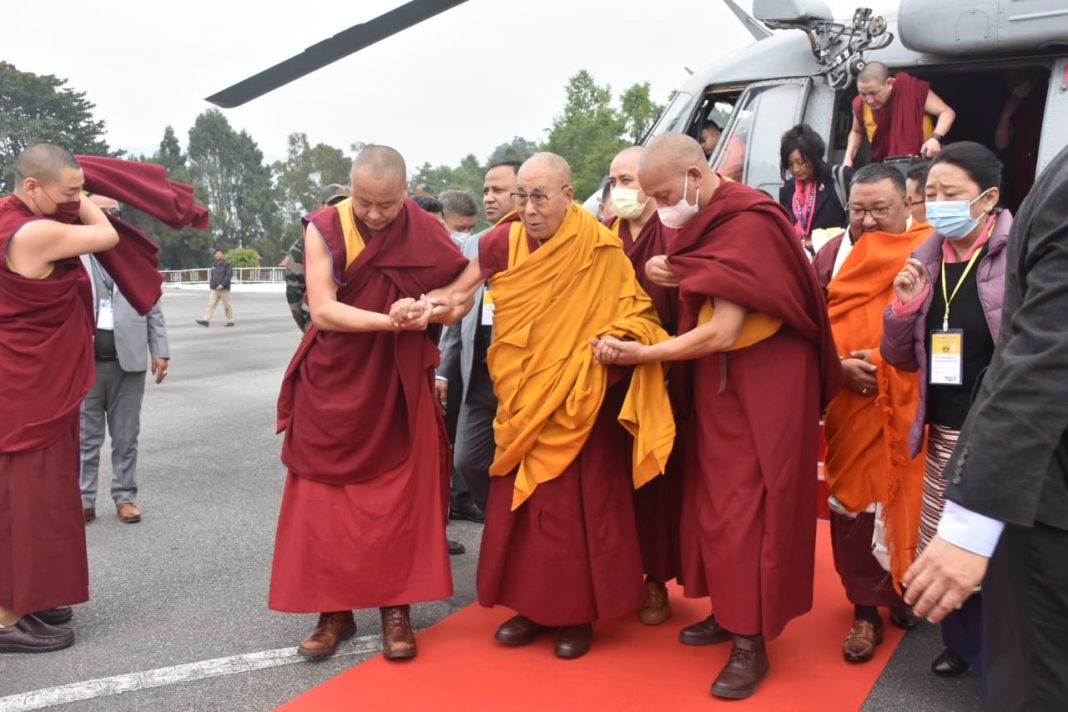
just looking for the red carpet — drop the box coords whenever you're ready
[281,523,902,711]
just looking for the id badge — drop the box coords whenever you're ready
[480,287,495,326]
[97,298,115,331]
[929,329,963,386]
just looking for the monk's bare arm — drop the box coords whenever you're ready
[425,258,485,314]
[304,222,397,333]
[647,297,747,361]
[427,293,474,326]
[925,89,956,139]
[7,196,118,277]
[844,116,864,168]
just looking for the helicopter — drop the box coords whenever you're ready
[206,0,1068,210]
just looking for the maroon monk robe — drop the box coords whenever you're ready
[78,155,210,316]
[852,72,931,162]
[474,220,644,626]
[669,181,843,640]
[612,215,683,584]
[0,195,94,614]
[269,199,467,613]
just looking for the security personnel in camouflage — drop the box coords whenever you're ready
[285,184,349,332]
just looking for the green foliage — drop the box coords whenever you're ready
[272,133,351,250]
[0,62,113,194]
[486,137,539,167]
[225,247,261,267]
[542,71,665,199]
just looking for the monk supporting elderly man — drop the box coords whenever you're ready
[414,152,675,659]
[269,145,469,662]
[605,145,682,625]
[812,163,931,662]
[594,134,842,699]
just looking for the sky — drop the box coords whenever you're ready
[4,0,874,169]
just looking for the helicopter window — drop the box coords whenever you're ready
[713,82,807,190]
[648,91,693,138]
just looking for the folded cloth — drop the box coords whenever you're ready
[77,155,210,315]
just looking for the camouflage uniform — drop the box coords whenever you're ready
[286,184,349,333]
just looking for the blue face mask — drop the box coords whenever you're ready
[926,189,992,240]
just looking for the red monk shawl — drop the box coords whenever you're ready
[278,199,468,485]
[852,72,931,162]
[77,155,211,315]
[612,215,679,335]
[0,196,95,454]
[668,180,843,409]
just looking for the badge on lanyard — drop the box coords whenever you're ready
[97,298,115,331]
[481,286,495,326]
[929,329,963,385]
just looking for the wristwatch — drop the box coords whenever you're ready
[931,132,945,143]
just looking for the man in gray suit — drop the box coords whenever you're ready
[79,229,170,525]
[903,145,1068,709]
[436,161,519,516]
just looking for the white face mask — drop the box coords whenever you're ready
[610,186,647,220]
[656,172,700,229]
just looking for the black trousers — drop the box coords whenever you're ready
[985,521,1068,711]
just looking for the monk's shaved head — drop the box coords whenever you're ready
[350,145,407,188]
[15,143,81,185]
[857,61,891,84]
[640,133,707,176]
[519,152,572,186]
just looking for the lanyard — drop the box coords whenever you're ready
[90,255,114,296]
[939,218,996,330]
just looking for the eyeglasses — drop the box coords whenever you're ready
[848,205,894,220]
[511,185,570,207]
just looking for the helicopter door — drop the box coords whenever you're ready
[1037,58,1068,177]
[711,78,812,194]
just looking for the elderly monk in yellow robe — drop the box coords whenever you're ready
[414,152,675,659]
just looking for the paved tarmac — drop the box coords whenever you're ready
[0,291,983,711]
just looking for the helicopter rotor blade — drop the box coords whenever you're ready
[205,0,468,108]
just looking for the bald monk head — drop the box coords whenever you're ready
[856,61,895,110]
[13,143,84,219]
[515,152,575,242]
[638,134,719,226]
[608,146,655,222]
[349,145,409,233]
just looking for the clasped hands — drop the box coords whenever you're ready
[388,294,451,331]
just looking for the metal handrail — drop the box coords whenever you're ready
[161,267,286,284]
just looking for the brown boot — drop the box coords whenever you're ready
[711,635,770,700]
[843,619,884,663]
[297,611,356,660]
[380,605,416,661]
[678,614,732,646]
[554,623,593,659]
[638,577,671,626]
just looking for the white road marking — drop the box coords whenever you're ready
[0,635,382,712]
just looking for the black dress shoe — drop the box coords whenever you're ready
[889,606,920,630]
[931,647,970,677]
[449,501,485,523]
[32,607,73,626]
[0,614,74,653]
[555,623,593,659]
[448,539,465,555]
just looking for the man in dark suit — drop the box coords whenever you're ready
[436,161,519,517]
[904,144,1068,710]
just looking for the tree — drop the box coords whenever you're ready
[273,133,351,249]
[542,70,628,199]
[619,82,666,145]
[486,137,539,166]
[187,110,282,262]
[0,62,112,194]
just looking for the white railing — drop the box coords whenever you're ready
[161,267,286,284]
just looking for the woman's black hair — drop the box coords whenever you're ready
[779,124,831,185]
[929,141,1002,192]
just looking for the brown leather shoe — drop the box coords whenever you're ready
[711,636,770,700]
[83,508,96,524]
[638,578,671,626]
[116,502,141,524]
[555,623,593,659]
[0,614,75,654]
[494,614,550,646]
[380,605,416,660]
[843,620,884,663]
[297,611,356,660]
[679,614,732,646]
[32,607,73,626]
